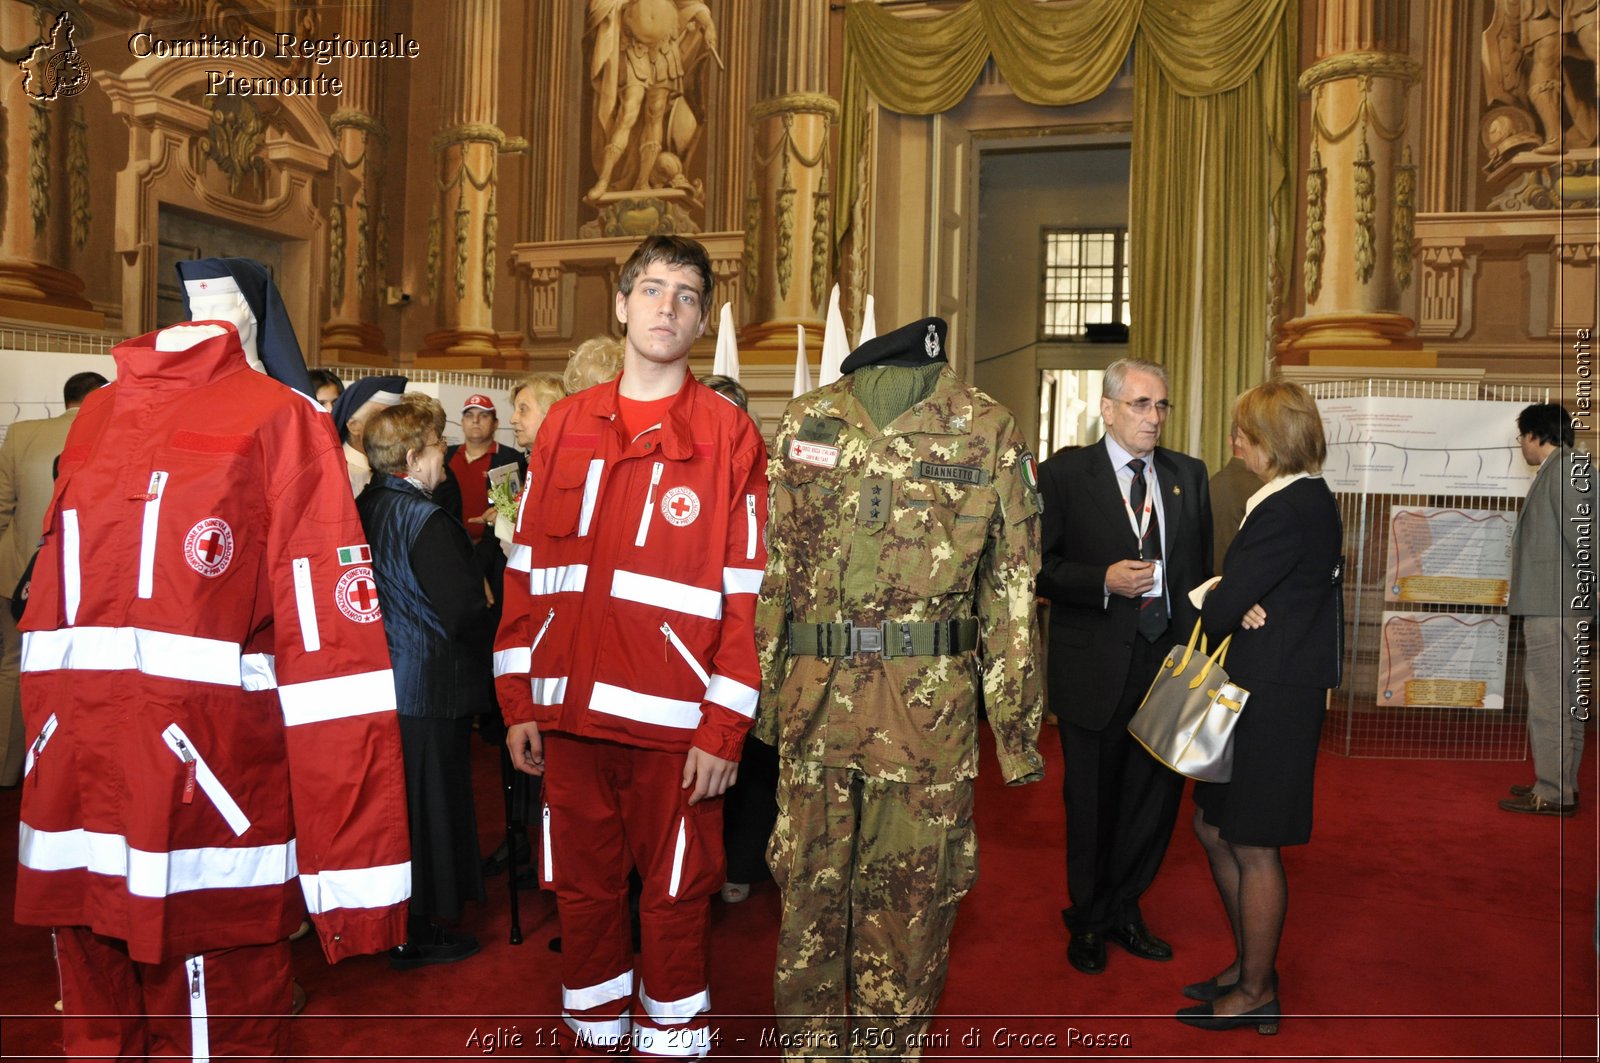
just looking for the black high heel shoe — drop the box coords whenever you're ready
[1182,970,1278,1002]
[1176,999,1280,1035]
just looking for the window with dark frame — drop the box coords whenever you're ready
[1041,227,1129,339]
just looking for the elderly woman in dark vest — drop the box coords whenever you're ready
[358,396,493,969]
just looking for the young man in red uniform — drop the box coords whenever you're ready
[445,394,527,541]
[497,235,767,1057]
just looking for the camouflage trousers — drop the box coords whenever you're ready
[768,760,976,1061]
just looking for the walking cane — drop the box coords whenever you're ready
[499,744,523,945]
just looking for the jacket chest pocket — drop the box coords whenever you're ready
[543,449,600,538]
[142,438,262,597]
[772,463,838,559]
[878,477,992,597]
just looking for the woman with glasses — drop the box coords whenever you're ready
[357,397,494,969]
[1179,380,1342,1034]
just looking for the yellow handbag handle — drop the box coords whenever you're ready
[1188,633,1234,690]
[1172,620,1206,674]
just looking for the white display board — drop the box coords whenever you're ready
[0,349,118,445]
[1317,396,1537,496]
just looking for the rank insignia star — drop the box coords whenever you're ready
[951,415,968,431]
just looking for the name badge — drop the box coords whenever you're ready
[1144,560,1164,599]
[789,439,840,468]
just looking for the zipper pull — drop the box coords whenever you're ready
[30,730,47,787]
[175,738,197,805]
[662,622,670,662]
[189,958,201,999]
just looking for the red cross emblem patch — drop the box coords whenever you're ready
[660,486,701,527]
[335,566,382,623]
[183,518,234,578]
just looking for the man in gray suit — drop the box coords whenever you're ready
[0,371,106,785]
[1502,402,1593,816]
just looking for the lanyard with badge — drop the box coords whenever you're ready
[1122,463,1164,598]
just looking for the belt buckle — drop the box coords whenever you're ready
[851,624,883,654]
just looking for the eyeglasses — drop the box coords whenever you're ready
[1116,398,1173,417]
[425,439,447,452]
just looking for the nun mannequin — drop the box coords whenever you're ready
[173,258,315,397]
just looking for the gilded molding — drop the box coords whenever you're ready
[483,182,497,308]
[1393,145,1416,291]
[329,185,346,307]
[453,188,469,301]
[1298,52,1420,94]
[329,109,385,140]
[776,186,795,300]
[67,100,88,248]
[810,188,831,309]
[1353,135,1376,284]
[1303,146,1326,302]
[198,96,267,197]
[356,194,369,297]
[432,122,508,153]
[29,100,48,234]
[749,93,840,124]
[742,174,760,302]
[427,203,441,303]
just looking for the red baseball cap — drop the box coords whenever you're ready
[463,394,496,413]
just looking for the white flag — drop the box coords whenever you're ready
[793,325,814,398]
[819,284,849,387]
[857,293,878,346]
[711,302,740,381]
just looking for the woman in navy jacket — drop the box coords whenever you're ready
[1178,381,1343,1034]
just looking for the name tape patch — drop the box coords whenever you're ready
[915,460,988,487]
[789,439,840,468]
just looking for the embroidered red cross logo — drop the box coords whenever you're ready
[195,530,225,563]
[669,495,693,519]
[348,577,377,612]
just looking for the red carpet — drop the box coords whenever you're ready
[3,723,1595,1060]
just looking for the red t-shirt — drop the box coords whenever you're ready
[447,445,497,541]
[617,394,677,442]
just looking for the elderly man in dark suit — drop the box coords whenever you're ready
[1038,358,1213,975]
[1502,402,1592,816]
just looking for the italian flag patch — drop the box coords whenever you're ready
[337,544,371,566]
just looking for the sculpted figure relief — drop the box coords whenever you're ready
[586,0,718,203]
[1483,0,1600,153]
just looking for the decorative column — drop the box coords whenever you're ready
[0,2,100,329]
[1279,0,1421,357]
[417,0,526,365]
[319,0,388,364]
[739,1,837,355]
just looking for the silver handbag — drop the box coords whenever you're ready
[1127,620,1249,783]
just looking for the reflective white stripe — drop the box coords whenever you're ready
[541,805,553,883]
[667,817,686,898]
[493,647,531,677]
[564,1012,631,1046]
[633,1024,711,1057]
[531,677,568,705]
[188,954,210,1063]
[705,675,759,719]
[530,564,588,596]
[299,861,411,914]
[515,482,531,533]
[661,623,709,687]
[291,557,320,653]
[640,984,710,1026]
[589,682,701,730]
[278,670,396,726]
[611,570,721,620]
[22,627,246,687]
[563,968,635,1011]
[578,459,604,537]
[240,653,277,692]
[19,824,298,897]
[721,567,764,596]
[635,461,664,547]
[138,471,167,600]
[162,724,251,837]
[745,494,757,561]
[24,713,58,779]
[507,544,532,573]
[61,509,80,624]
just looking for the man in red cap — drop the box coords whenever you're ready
[446,394,527,542]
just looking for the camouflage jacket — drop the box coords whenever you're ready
[754,366,1045,786]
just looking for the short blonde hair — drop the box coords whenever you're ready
[366,398,442,477]
[511,372,566,413]
[1232,380,1326,478]
[564,336,624,394]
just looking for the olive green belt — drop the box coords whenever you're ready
[788,618,980,658]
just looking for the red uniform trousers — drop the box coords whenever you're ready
[542,734,724,1058]
[55,927,291,1062]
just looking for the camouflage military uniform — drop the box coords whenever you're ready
[755,363,1044,1059]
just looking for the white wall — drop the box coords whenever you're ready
[0,351,119,445]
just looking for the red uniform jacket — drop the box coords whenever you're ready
[495,375,767,761]
[14,327,410,965]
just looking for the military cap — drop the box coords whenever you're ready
[840,316,948,374]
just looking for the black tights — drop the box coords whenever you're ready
[1192,809,1284,1012]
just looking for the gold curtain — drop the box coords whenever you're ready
[838,0,1295,467]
